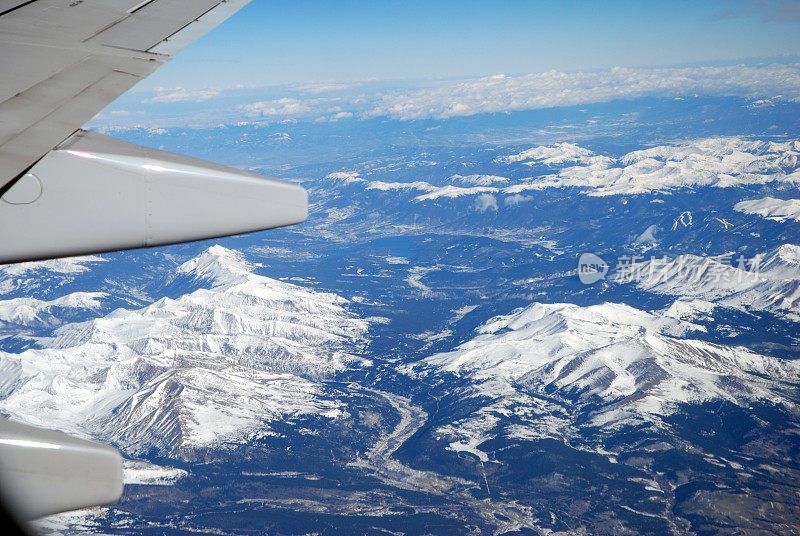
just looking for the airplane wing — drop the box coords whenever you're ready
[0,0,309,522]
[0,0,308,264]
[0,0,253,189]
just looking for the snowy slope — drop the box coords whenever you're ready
[495,142,612,167]
[0,292,107,327]
[415,185,500,201]
[412,301,800,456]
[496,138,800,196]
[613,244,800,317]
[451,174,511,186]
[0,246,369,458]
[0,255,106,295]
[420,302,797,412]
[318,138,800,204]
[735,196,800,222]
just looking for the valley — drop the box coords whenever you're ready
[5,98,800,535]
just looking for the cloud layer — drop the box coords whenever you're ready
[96,61,800,128]
[368,63,800,120]
[144,86,224,104]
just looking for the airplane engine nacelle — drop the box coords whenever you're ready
[0,129,308,264]
[0,419,123,520]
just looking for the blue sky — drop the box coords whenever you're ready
[139,0,800,90]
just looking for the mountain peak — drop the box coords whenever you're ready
[497,142,605,167]
[0,245,369,458]
[418,301,799,424]
[177,246,255,287]
[763,243,800,268]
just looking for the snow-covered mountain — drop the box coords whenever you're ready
[410,301,800,458]
[0,292,107,328]
[0,246,369,458]
[495,137,800,196]
[318,138,800,206]
[613,244,800,318]
[0,255,106,296]
[735,196,800,222]
[451,174,511,186]
[495,142,614,167]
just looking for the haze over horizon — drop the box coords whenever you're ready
[132,0,800,91]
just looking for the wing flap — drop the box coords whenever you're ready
[149,0,254,56]
[87,0,222,52]
[0,1,38,17]
[0,0,255,188]
[0,58,147,185]
[0,1,147,43]
[0,42,88,103]
[2,57,126,144]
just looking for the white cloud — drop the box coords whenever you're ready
[237,98,312,118]
[504,194,533,206]
[144,86,223,103]
[114,61,800,129]
[474,194,499,212]
[297,81,357,94]
[325,111,354,122]
[367,63,800,120]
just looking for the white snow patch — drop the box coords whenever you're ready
[123,460,187,485]
[415,301,799,431]
[450,174,511,186]
[614,244,800,318]
[497,138,800,196]
[634,225,660,245]
[414,185,499,201]
[385,256,410,265]
[449,437,489,462]
[735,197,800,222]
